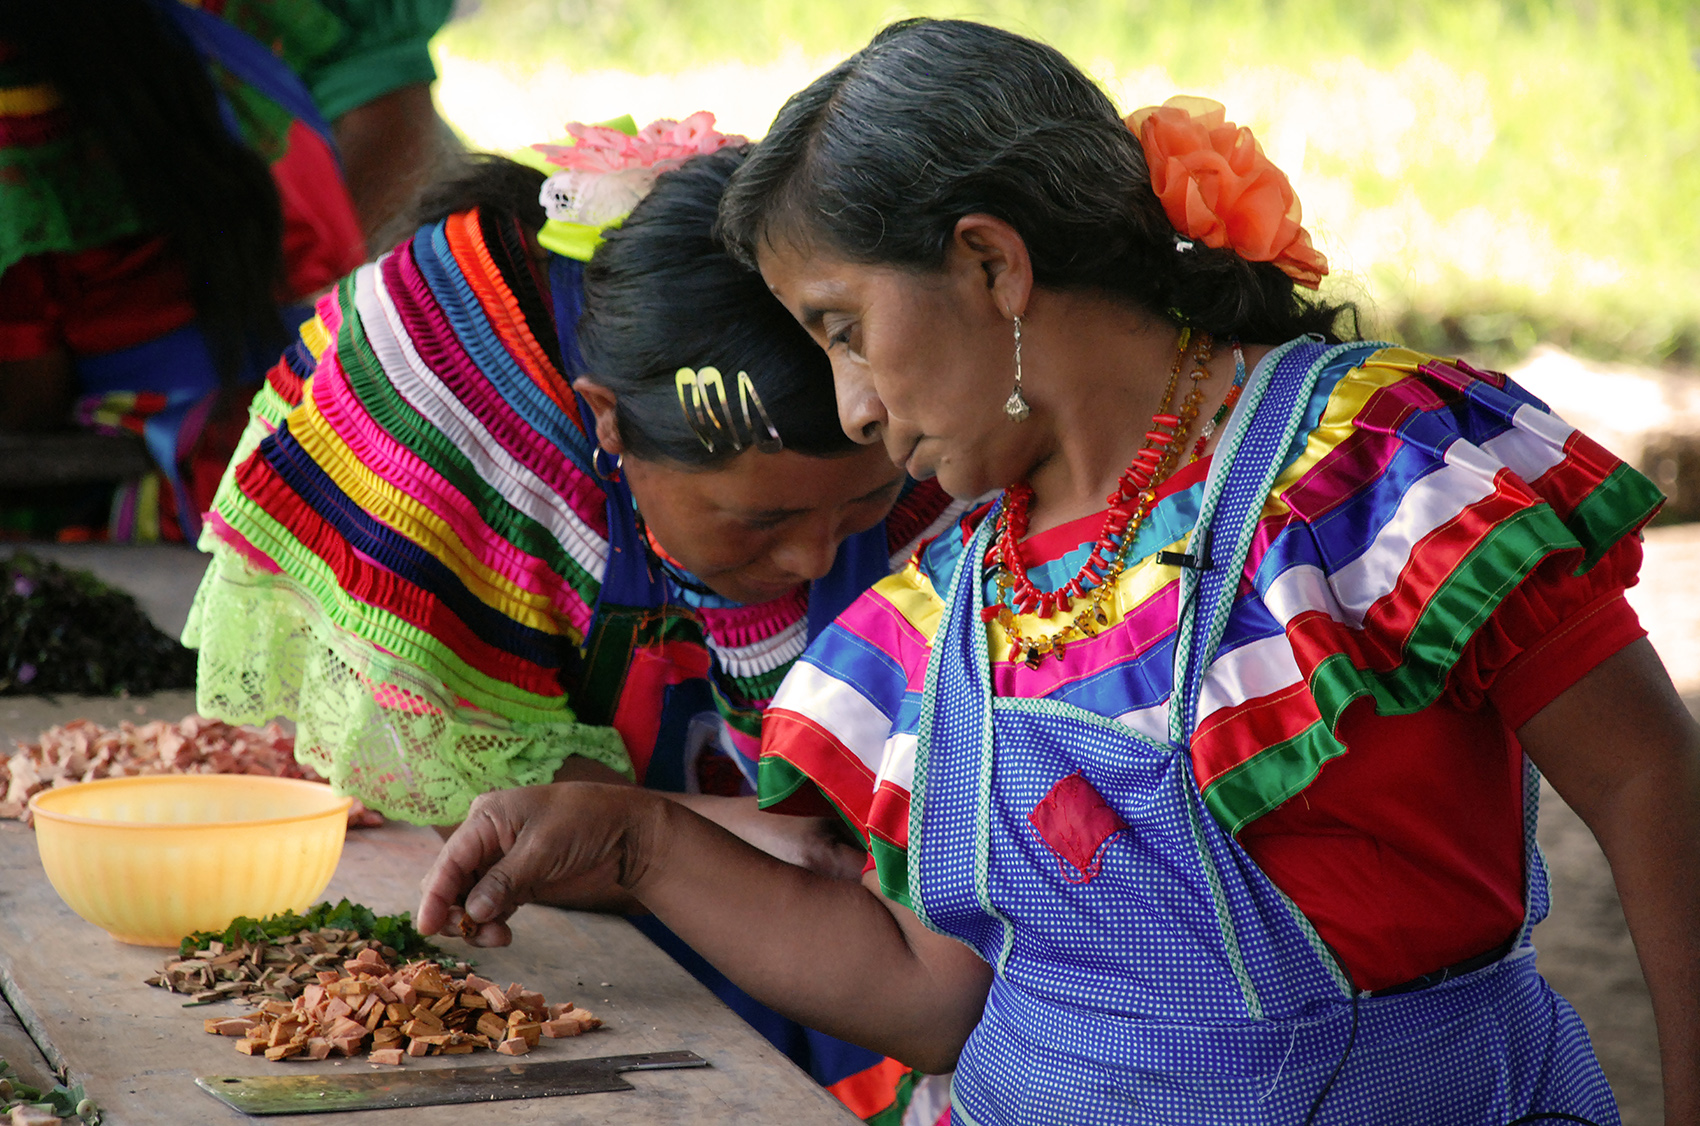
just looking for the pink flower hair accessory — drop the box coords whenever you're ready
[1125,96,1328,290]
[532,111,747,227]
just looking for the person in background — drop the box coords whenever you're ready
[416,21,1700,1126]
[187,117,963,1124]
[0,0,453,542]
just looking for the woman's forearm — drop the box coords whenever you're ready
[1588,750,1700,1125]
[333,83,455,248]
[1520,640,1700,1124]
[665,794,868,880]
[630,796,989,1069]
[478,762,863,910]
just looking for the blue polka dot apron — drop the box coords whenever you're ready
[911,343,1619,1126]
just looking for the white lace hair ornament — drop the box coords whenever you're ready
[533,112,747,227]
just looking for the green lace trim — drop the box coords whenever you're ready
[184,545,632,825]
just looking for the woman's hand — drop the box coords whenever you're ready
[417,782,666,946]
[417,782,991,1069]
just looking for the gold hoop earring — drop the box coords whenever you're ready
[1004,314,1030,422]
[592,446,623,482]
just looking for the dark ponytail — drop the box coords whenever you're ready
[579,146,855,467]
[718,18,1358,346]
[0,0,286,378]
[408,153,562,374]
[413,154,547,232]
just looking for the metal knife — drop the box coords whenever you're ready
[195,1050,710,1114]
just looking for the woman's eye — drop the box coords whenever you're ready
[827,322,856,349]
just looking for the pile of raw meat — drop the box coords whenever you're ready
[207,947,600,1065]
[0,716,380,827]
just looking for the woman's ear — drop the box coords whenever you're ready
[951,213,1035,322]
[571,377,626,454]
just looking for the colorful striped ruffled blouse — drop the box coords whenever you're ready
[760,343,1664,989]
[187,206,962,824]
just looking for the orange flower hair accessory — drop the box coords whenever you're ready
[1126,96,1328,290]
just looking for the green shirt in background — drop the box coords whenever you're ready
[216,0,454,121]
[304,0,455,119]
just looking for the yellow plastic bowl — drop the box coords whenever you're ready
[30,775,352,947]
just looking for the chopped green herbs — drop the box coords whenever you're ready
[0,1057,99,1124]
[178,899,446,963]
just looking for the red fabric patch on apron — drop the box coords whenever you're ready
[1028,772,1128,884]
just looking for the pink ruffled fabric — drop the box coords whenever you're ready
[532,111,745,173]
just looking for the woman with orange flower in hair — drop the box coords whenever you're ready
[415,19,1700,1126]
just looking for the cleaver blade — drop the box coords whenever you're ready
[195,1050,710,1114]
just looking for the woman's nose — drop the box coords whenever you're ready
[835,365,886,445]
[772,521,840,584]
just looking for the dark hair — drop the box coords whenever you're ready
[0,0,286,378]
[579,146,855,467]
[410,154,564,376]
[719,18,1358,345]
[414,154,547,232]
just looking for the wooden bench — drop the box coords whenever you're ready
[0,432,152,489]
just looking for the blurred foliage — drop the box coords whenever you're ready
[441,0,1700,368]
[0,552,196,695]
[444,0,1692,75]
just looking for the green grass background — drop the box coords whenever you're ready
[441,0,1699,368]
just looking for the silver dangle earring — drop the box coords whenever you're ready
[1004,314,1031,422]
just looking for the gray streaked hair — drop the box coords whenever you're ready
[719,18,1357,344]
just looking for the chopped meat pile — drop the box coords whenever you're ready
[0,717,381,827]
[206,947,601,1065]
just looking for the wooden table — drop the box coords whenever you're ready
[0,819,858,1126]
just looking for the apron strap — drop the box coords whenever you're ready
[1170,338,1350,745]
[910,510,1005,936]
[1163,338,1381,1004]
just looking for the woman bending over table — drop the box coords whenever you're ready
[418,22,1700,1126]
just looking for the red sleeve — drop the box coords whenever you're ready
[1487,590,1646,730]
[1,237,198,361]
[272,122,367,299]
[1448,533,1648,729]
[763,785,840,819]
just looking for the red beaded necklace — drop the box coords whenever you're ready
[983,330,1215,669]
